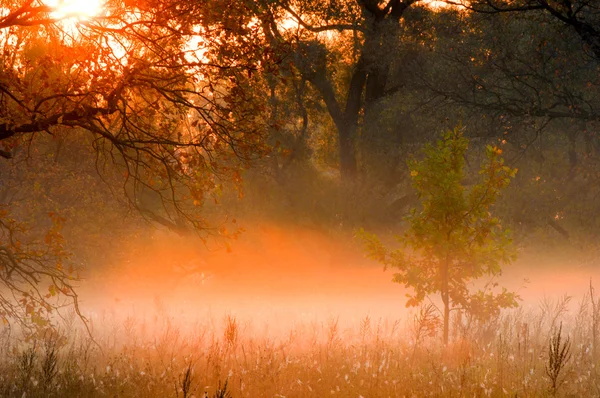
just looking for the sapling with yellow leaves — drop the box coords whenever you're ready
[360,126,519,345]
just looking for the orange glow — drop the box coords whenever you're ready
[80,223,407,338]
[426,0,450,9]
[76,222,598,343]
[45,0,103,19]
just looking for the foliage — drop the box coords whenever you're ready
[0,131,141,265]
[256,0,432,182]
[466,0,600,62]
[545,322,572,396]
[0,206,82,334]
[0,0,273,230]
[0,0,277,331]
[360,126,519,344]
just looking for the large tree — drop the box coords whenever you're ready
[0,0,274,330]
[256,0,430,183]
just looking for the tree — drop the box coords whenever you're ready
[360,126,519,345]
[0,0,275,331]
[430,0,600,154]
[461,0,600,62]
[422,4,600,124]
[258,0,429,183]
[0,0,273,222]
[415,1,600,234]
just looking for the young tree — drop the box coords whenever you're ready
[360,126,519,345]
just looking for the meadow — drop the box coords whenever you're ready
[0,228,597,397]
[0,294,595,397]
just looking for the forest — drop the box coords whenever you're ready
[0,0,600,396]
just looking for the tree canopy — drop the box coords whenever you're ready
[0,0,277,330]
[1,0,600,334]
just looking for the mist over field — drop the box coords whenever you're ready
[57,223,600,397]
[80,224,600,333]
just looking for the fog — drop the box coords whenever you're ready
[78,223,600,339]
[80,224,399,336]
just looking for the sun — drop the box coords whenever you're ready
[45,0,103,19]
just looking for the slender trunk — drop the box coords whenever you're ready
[443,298,450,345]
[442,255,450,345]
[591,281,598,360]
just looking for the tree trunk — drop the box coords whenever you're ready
[442,255,450,345]
[337,64,367,181]
[568,130,578,174]
[444,299,450,346]
[339,122,358,181]
[304,57,364,182]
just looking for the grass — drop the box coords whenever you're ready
[0,293,597,397]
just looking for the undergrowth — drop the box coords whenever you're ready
[0,293,597,397]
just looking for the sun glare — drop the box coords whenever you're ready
[45,0,103,19]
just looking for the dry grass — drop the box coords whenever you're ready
[0,293,598,397]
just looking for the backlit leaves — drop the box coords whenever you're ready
[362,125,519,324]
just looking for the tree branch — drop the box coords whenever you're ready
[282,4,363,33]
[0,106,118,141]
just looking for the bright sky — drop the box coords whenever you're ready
[45,0,103,19]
